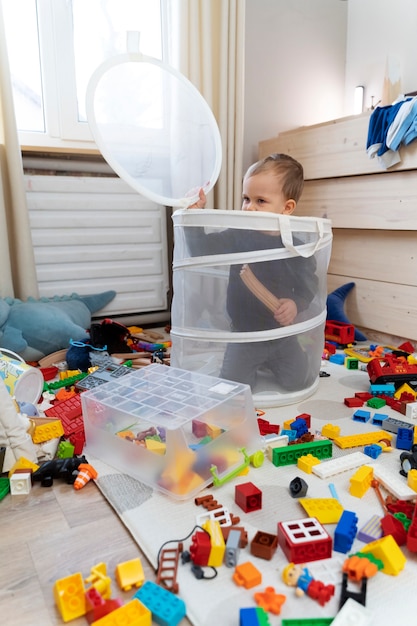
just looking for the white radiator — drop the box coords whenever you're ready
[25,173,171,324]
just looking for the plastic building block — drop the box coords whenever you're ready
[250,531,278,560]
[271,439,332,467]
[289,476,308,498]
[281,429,297,442]
[10,471,32,495]
[156,543,183,594]
[190,531,211,566]
[56,440,75,458]
[339,573,367,610]
[396,427,413,450]
[321,423,340,438]
[53,572,86,622]
[240,607,271,626]
[380,513,407,545]
[371,412,388,426]
[196,506,232,527]
[352,409,371,423]
[334,510,358,553]
[233,561,262,589]
[357,514,382,543]
[332,430,392,449]
[221,526,248,549]
[359,534,406,575]
[373,463,417,500]
[31,418,65,443]
[297,454,320,473]
[115,558,145,592]
[298,498,343,524]
[345,357,359,370]
[405,401,417,420]
[281,617,333,626]
[344,397,364,407]
[0,476,10,500]
[277,517,332,564]
[257,417,279,436]
[91,598,151,626]
[407,468,417,491]
[363,443,382,459]
[329,353,345,365]
[235,481,262,512]
[342,554,380,582]
[290,418,308,438]
[312,451,369,479]
[85,563,111,600]
[85,589,123,625]
[254,586,286,615]
[382,416,413,434]
[8,456,39,478]
[134,580,186,626]
[336,597,373,625]
[349,465,373,498]
[370,383,395,396]
[225,529,241,567]
[201,519,226,567]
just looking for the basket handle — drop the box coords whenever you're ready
[279,213,325,258]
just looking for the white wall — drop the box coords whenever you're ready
[243,0,417,172]
[243,0,348,170]
[345,0,417,112]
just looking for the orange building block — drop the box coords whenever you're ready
[254,586,286,615]
[233,561,262,589]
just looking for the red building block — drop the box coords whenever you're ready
[235,482,262,513]
[189,531,211,566]
[277,517,332,564]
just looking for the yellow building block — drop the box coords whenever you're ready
[299,497,344,524]
[394,383,416,400]
[91,598,151,626]
[8,456,39,478]
[360,534,406,575]
[349,465,374,498]
[407,469,417,492]
[145,438,166,455]
[297,453,320,474]
[31,418,64,443]
[321,424,341,439]
[54,572,86,622]
[85,563,112,600]
[207,423,223,439]
[115,558,145,592]
[202,519,226,567]
[283,418,295,430]
[333,430,392,449]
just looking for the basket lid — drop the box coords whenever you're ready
[86,53,222,207]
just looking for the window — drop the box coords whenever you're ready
[2,0,165,149]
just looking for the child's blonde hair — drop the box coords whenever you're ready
[244,153,304,202]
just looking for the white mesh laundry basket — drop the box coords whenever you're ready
[170,209,332,407]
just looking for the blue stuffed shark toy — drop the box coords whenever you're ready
[0,291,116,361]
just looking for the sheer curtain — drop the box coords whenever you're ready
[168,0,245,210]
[0,6,38,299]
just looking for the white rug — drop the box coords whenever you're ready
[88,360,417,626]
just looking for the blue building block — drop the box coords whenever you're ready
[371,412,388,426]
[364,443,383,459]
[290,417,308,438]
[134,581,186,626]
[281,429,297,442]
[370,383,395,396]
[334,510,358,553]
[352,409,371,423]
[329,353,345,365]
[240,607,271,626]
[396,427,414,451]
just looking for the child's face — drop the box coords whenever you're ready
[241,172,296,215]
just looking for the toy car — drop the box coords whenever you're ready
[399,444,417,477]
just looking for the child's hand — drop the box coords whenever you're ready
[188,188,207,208]
[273,298,297,326]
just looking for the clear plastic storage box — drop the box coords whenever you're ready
[82,363,262,499]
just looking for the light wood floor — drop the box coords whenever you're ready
[0,477,191,625]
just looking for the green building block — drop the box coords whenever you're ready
[367,397,386,409]
[0,476,10,501]
[281,617,334,626]
[271,439,333,467]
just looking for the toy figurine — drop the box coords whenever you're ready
[282,562,335,606]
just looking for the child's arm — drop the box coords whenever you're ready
[188,188,207,208]
[240,264,297,326]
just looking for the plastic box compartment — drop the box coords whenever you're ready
[82,363,262,500]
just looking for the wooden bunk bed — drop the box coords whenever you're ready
[259,111,417,345]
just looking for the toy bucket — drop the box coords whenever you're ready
[170,210,333,407]
[0,349,44,404]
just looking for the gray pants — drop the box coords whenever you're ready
[219,335,312,391]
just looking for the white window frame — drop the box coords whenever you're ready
[13,0,168,152]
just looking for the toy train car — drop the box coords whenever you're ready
[325,320,355,346]
[367,355,417,385]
